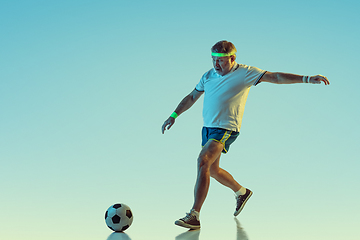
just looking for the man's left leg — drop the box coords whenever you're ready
[192,140,224,212]
[174,140,223,229]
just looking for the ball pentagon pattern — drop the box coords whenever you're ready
[105,203,133,232]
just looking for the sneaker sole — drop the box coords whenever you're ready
[175,220,200,230]
[234,191,253,216]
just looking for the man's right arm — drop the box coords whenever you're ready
[161,88,203,134]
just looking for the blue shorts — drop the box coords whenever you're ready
[201,127,239,153]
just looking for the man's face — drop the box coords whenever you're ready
[212,56,235,76]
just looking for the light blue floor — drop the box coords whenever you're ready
[106,218,248,240]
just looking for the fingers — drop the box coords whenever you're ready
[167,122,173,130]
[321,75,330,85]
[314,75,330,85]
[161,118,175,134]
[311,75,330,85]
[161,122,169,134]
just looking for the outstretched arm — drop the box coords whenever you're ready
[161,88,203,134]
[260,72,330,85]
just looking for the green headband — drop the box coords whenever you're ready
[211,52,236,57]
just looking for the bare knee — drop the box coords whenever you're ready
[197,140,223,171]
[209,165,220,178]
[197,156,212,171]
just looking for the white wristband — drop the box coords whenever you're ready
[302,76,310,83]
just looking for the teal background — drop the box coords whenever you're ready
[1,0,359,239]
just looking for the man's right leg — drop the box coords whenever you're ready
[209,156,242,192]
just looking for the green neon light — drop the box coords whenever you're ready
[211,52,236,57]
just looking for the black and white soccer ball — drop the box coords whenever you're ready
[105,203,133,232]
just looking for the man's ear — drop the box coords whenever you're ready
[231,55,236,62]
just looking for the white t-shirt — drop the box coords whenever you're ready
[195,63,266,132]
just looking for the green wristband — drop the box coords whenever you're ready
[170,112,178,119]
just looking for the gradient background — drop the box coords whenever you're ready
[1,0,359,240]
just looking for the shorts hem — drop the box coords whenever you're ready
[203,138,228,153]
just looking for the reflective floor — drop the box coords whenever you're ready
[106,218,248,240]
[175,218,248,240]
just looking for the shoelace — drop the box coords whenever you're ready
[235,195,244,209]
[182,212,195,221]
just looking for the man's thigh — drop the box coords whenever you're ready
[198,140,223,168]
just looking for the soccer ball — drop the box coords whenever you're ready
[105,203,133,232]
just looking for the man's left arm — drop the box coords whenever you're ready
[259,72,330,85]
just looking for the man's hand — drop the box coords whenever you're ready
[161,89,203,134]
[310,75,330,85]
[162,117,175,134]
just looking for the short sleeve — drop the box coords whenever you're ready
[195,74,205,92]
[245,66,266,86]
